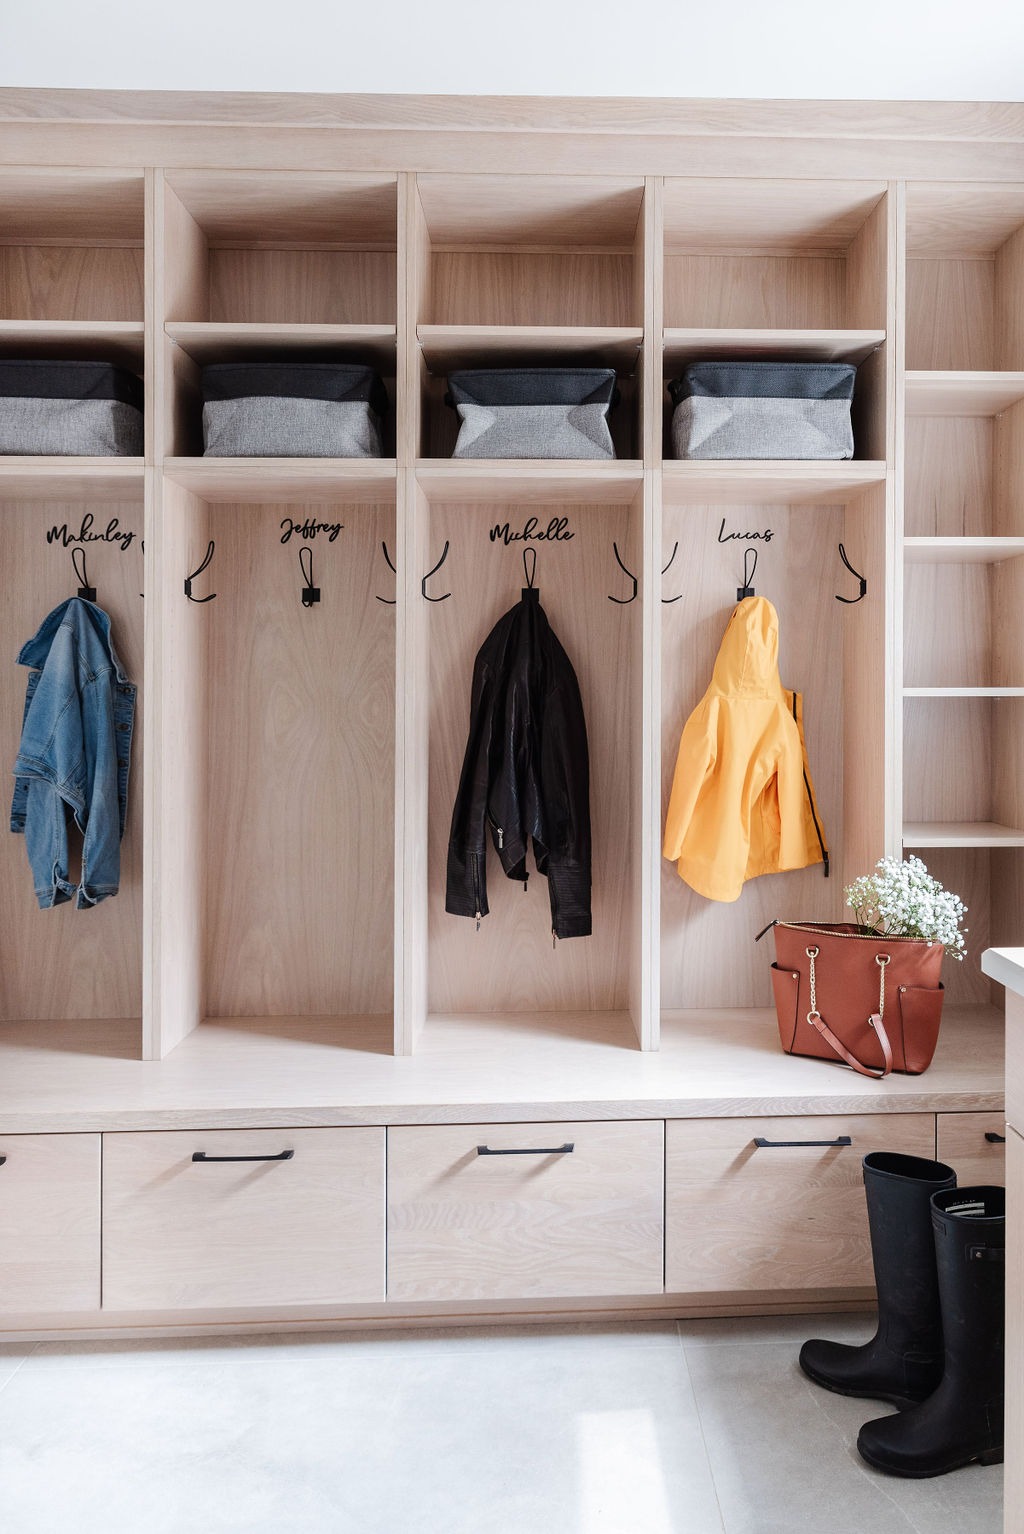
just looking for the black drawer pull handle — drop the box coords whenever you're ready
[192,1150,295,1163]
[477,1143,575,1156]
[0,1155,6,1166]
[753,1136,852,1149]
[985,1132,1007,1144]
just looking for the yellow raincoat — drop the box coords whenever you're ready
[663,596,828,902]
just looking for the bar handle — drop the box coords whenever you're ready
[753,1136,852,1149]
[476,1143,574,1156]
[192,1149,295,1163]
[985,1132,1007,1144]
[0,1155,6,1166]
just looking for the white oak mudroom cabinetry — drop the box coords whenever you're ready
[0,93,1019,1339]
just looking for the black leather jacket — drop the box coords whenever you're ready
[445,587,591,939]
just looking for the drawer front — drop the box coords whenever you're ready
[103,1127,385,1310]
[936,1111,1006,1188]
[666,1114,935,1295]
[0,1134,101,1313]
[387,1120,664,1302]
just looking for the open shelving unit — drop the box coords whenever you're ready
[0,94,1020,1339]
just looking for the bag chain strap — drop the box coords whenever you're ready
[806,946,890,1026]
[804,945,893,1078]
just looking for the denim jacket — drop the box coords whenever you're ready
[10,598,136,909]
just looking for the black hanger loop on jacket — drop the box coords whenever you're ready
[376,540,397,605]
[662,540,682,604]
[184,540,217,603]
[421,541,451,602]
[522,546,540,601]
[835,542,868,603]
[608,542,638,604]
[737,547,757,601]
[299,545,320,607]
[71,547,97,603]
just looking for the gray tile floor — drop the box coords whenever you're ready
[0,1313,1003,1534]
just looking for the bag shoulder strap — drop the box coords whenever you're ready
[807,1011,894,1079]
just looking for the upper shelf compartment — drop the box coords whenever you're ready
[0,168,144,325]
[662,179,889,331]
[411,175,646,329]
[906,183,1024,371]
[160,171,398,326]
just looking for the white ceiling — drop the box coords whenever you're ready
[0,0,1021,100]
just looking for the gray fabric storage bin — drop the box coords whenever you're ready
[0,361,143,456]
[669,361,856,460]
[446,368,617,459]
[201,362,387,458]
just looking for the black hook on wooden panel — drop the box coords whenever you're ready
[376,541,397,605]
[662,540,682,604]
[184,541,216,603]
[299,546,320,608]
[521,547,540,601]
[737,547,757,600]
[71,547,96,602]
[608,542,638,604]
[421,541,451,602]
[835,543,868,604]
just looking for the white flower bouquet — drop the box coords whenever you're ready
[844,855,968,961]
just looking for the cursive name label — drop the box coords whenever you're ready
[46,514,137,552]
[489,516,574,547]
[718,518,773,544]
[280,517,343,544]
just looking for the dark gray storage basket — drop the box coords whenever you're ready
[669,360,856,460]
[0,360,144,456]
[446,368,617,459]
[201,362,388,458]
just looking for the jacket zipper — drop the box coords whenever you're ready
[792,693,829,879]
[473,853,483,931]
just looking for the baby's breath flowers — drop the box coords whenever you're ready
[844,855,967,961]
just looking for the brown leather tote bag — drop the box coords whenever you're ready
[761,920,945,1078]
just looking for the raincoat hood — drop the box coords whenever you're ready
[710,596,782,698]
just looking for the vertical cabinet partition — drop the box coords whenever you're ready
[0,157,1019,1063]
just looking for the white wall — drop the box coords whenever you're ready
[0,0,1022,100]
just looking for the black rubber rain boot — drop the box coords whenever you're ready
[857,1185,1005,1477]
[799,1151,956,1407]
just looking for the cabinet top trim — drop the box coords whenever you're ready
[1,90,1023,142]
[0,92,1022,181]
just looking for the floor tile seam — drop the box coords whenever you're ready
[0,1346,39,1396]
[674,1324,730,1534]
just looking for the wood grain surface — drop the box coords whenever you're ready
[387,1119,664,1301]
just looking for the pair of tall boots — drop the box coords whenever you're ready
[799,1151,1005,1477]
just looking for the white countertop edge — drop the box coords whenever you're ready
[981,947,1024,995]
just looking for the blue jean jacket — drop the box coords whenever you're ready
[10,598,136,909]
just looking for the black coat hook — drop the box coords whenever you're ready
[71,547,96,602]
[421,541,451,602]
[522,547,539,599]
[662,541,682,604]
[835,543,868,603]
[608,542,638,604]
[299,546,320,607]
[376,541,397,605]
[184,541,216,603]
[737,547,757,600]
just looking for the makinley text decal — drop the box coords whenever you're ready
[280,517,343,544]
[717,518,773,544]
[46,514,137,552]
[489,516,574,547]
